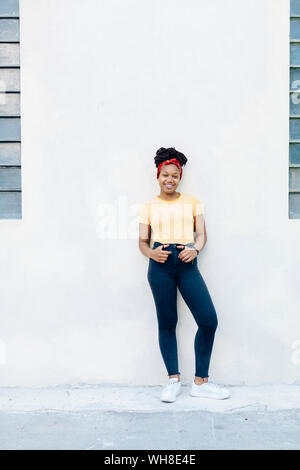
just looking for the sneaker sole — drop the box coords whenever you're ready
[161,389,182,403]
[190,391,231,400]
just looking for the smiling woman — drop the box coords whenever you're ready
[138,146,230,403]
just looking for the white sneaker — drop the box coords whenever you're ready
[160,377,182,402]
[190,380,231,400]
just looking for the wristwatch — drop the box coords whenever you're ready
[186,243,199,255]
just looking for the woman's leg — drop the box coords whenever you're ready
[177,264,218,380]
[147,265,180,377]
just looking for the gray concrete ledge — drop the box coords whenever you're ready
[0,383,300,413]
[0,384,299,450]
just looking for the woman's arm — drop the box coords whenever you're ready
[194,214,207,253]
[138,222,153,258]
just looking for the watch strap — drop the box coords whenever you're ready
[185,243,199,255]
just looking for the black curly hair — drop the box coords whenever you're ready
[154,147,188,169]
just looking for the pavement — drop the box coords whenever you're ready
[0,383,299,450]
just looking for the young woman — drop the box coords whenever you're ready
[139,147,230,403]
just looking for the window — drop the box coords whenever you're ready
[0,0,21,218]
[290,0,300,218]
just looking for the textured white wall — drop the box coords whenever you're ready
[0,0,299,386]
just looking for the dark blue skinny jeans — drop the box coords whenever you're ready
[147,241,218,378]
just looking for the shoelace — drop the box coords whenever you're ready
[194,381,220,390]
[166,380,180,389]
[207,381,226,391]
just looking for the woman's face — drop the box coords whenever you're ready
[158,163,181,194]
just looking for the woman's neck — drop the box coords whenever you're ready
[157,191,181,201]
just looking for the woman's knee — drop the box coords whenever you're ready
[158,321,178,332]
[210,308,218,330]
[197,308,218,331]
[206,302,218,330]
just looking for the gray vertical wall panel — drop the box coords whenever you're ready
[0,93,20,116]
[0,19,19,41]
[291,18,300,39]
[0,0,19,17]
[291,0,300,16]
[0,68,20,91]
[290,92,300,115]
[0,167,21,190]
[0,191,21,218]
[290,44,300,65]
[289,167,300,190]
[0,117,20,141]
[289,143,300,164]
[289,118,300,139]
[289,193,300,218]
[290,67,300,89]
[0,142,20,164]
[0,43,19,66]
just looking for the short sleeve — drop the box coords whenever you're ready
[139,203,150,224]
[193,197,204,216]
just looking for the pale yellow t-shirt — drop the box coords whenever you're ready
[139,192,204,245]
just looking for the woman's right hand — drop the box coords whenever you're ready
[150,244,172,263]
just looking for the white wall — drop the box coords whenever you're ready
[0,0,299,386]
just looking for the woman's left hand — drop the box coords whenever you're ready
[176,245,198,263]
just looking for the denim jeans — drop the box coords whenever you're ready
[147,241,218,378]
